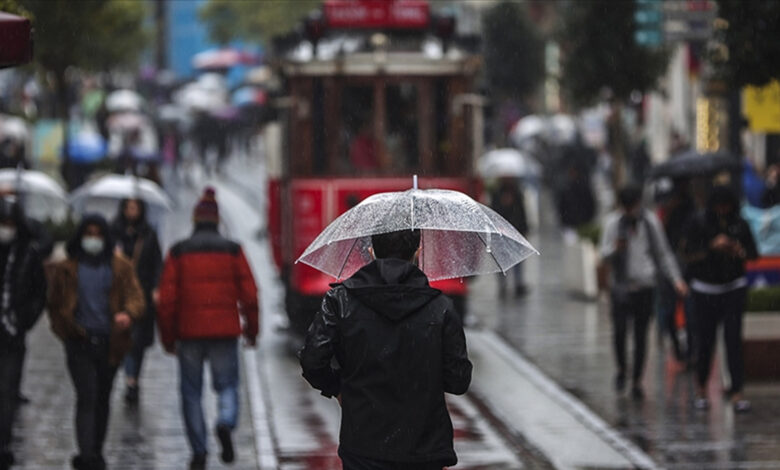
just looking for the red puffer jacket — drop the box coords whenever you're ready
[157,227,259,350]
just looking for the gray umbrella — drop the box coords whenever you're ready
[650,150,740,179]
[296,185,539,281]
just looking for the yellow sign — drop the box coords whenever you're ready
[743,80,780,133]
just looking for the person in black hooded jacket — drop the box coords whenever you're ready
[299,229,472,470]
[0,195,46,470]
[681,185,758,413]
[110,198,163,405]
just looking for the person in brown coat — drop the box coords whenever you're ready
[47,214,145,470]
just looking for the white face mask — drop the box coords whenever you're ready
[81,236,105,255]
[0,227,16,244]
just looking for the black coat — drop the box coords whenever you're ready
[299,258,472,466]
[0,236,46,348]
[682,209,758,284]
[111,219,162,348]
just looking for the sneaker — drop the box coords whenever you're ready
[189,454,207,470]
[615,373,626,392]
[124,385,139,405]
[216,424,235,464]
[694,397,710,410]
[733,399,751,413]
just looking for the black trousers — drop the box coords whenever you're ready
[339,449,445,470]
[692,287,747,393]
[0,344,24,452]
[611,288,655,383]
[65,337,118,460]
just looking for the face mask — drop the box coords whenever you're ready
[81,236,105,255]
[0,227,16,244]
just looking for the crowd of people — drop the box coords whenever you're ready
[0,187,260,470]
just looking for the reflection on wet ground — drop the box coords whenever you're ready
[478,192,780,469]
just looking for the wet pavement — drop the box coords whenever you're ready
[477,191,780,469]
[9,155,780,469]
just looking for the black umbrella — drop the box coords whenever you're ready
[649,150,741,180]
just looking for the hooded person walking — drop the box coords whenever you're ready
[47,214,145,470]
[681,185,758,412]
[299,229,473,470]
[0,196,47,470]
[157,187,259,470]
[110,198,163,405]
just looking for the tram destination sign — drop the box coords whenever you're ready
[324,0,430,30]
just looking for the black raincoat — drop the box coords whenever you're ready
[299,258,472,466]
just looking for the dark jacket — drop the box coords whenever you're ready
[0,214,47,347]
[111,203,163,348]
[491,183,528,234]
[47,215,145,365]
[682,207,758,285]
[299,258,472,466]
[157,225,259,351]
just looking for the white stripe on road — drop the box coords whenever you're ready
[245,350,280,470]
[473,329,660,470]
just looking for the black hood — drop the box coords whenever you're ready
[340,258,440,321]
[67,213,114,261]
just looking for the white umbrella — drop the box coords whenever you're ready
[105,89,144,113]
[510,115,546,147]
[297,182,538,281]
[0,169,68,221]
[69,174,172,212]
[478,148,542,179]
[0,116,29,142]
[547,114,578,145]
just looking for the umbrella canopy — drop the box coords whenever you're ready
[192,48,257,70]
[64,132,107,163]
[0,116,29,142]
[231,86,267,108]
[105,89,144,113]
[0,169,68,221]
[478,148,541,179]
[107,112,147,133]
[510,115,546,146]
[297,187,538,281]
[69,174,172,212]
[547,114,578,145]
[650,150,741,180]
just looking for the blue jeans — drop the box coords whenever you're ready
[177,338,240,456]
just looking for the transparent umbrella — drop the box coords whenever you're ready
[478,148,541,179]
[297,181,538,281]
[0,169,68,221]
[69,174,172,212]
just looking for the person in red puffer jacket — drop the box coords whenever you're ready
[157,187,259,470]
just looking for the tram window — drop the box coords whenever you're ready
[340,85,375,174]
[386,83,418,172]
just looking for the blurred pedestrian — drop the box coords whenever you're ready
[490,179,529,296]
[656,179,696,365]
[556,162,596,240]
[0,196,46,470]
[157,187,259,470]
[681,185,758,412]
[600,185,687,399]
[299,229,472,470]
[760,163,780,208]
[47,214,145,470]
[111,199,163,405]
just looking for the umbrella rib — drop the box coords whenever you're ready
[337,237,361,280]
[477,232,506,274]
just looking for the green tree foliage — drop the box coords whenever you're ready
[200,0,321,45]
[558,0,668,108]
[20,0,148,116]
[716,0,780,87]
[482,1,545,101]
